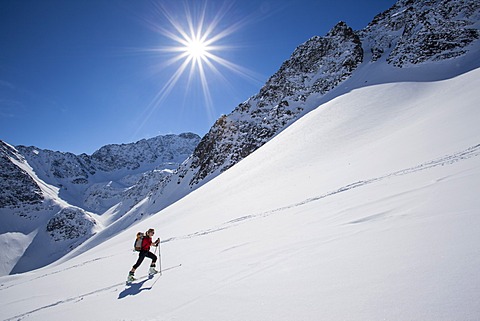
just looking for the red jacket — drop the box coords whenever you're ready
[141,236,153,251]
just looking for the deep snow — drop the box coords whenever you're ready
[1,64,479,320]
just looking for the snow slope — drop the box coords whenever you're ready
[1,66,479,320]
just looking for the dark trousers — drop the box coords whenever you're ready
[132,250,157,269]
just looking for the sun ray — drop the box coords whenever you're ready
[132,56,194,138]
[132,1,267,139]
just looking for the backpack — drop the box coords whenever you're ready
[134,232,144,251]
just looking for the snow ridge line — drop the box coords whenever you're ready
[163,143,480,243]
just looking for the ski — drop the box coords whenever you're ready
[125,264,181,285]
[125,273,154,285]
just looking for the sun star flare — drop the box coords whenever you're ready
[133,1,262,138]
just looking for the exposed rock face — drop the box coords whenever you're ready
[0,141,43,208]
[361,0,480,66]
[46,207,97,242]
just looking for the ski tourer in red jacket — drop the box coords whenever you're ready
[128,228,160,281]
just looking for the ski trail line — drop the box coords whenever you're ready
[0,256,113,292]
[4,283,120,321]
[3,264,182,321]
[163,143,480,243]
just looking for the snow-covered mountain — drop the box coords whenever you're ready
[14,132,200,213]
[128,0,479,216]
[0,133,200,275]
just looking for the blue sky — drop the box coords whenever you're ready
[0,0,397,154]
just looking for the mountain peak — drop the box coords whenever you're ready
[327,21,353,37]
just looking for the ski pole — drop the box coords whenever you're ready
[154,241,159,261]
[158,239,162,275]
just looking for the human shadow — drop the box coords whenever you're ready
[117,275,154,299]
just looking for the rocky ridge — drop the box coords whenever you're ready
[361,0,479,66]
[142,0,479,215]
[185,21,363,186]
[0,141,43,208]
[12,133,200,212]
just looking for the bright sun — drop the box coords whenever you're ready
[153,2,227,73]
[136,1,259,135]
[185,38,208,60]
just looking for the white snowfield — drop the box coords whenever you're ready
[1,66,479,320]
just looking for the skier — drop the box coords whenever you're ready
[128,228,160,282]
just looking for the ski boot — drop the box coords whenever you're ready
[149,266,159,275]
[126,272,135,284]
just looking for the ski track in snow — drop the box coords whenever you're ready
[4,283,121,321]
[163,143,480,243]
[2,144,479,321]
[3,265,182,321]
[0,256,113,292]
